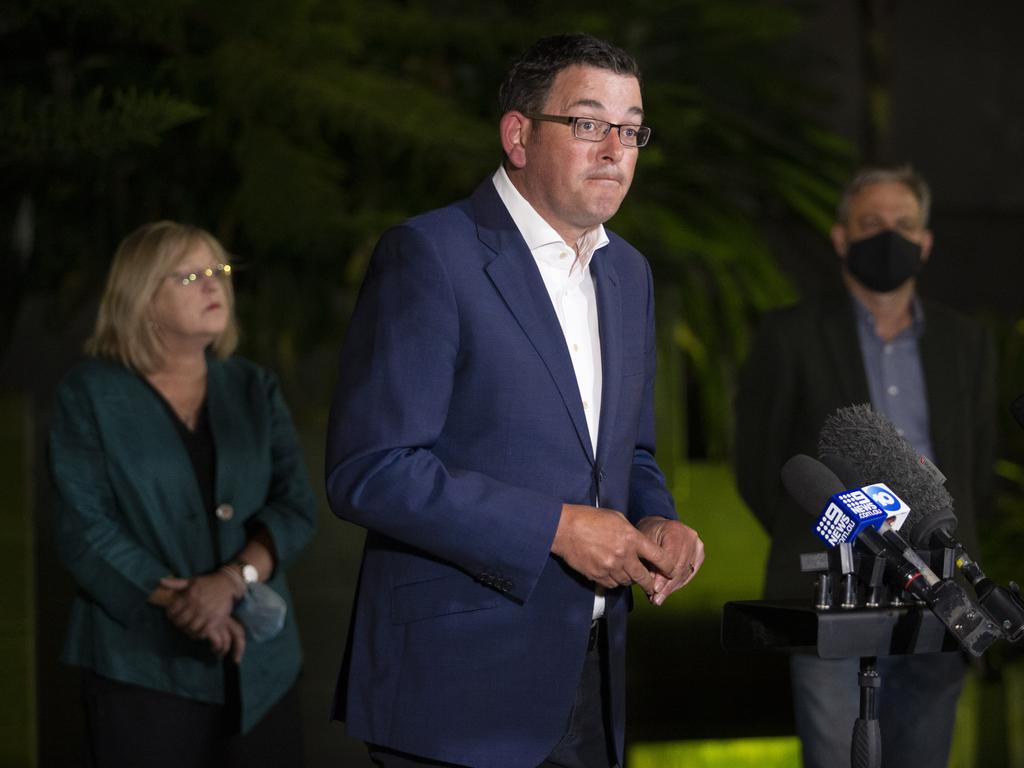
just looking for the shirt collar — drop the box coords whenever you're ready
[492,166,608,271]
[850,292,926,340]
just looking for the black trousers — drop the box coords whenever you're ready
[81,666,304,768]
[368,621,617,768]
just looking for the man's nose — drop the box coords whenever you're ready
[598,129,625,161]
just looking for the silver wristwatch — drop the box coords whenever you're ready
[236,560,259,586]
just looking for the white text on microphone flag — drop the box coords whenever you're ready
[814,490,887,547]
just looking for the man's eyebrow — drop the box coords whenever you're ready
[565,98,645,120]
[897,216,923,227]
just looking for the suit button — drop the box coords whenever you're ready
[214,503,234,521]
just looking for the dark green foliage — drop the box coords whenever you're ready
[1,86,205,162]
[2,0,855,453]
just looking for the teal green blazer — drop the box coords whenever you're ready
[49,356,316,732]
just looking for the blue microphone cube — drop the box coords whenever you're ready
[813,490,887,547]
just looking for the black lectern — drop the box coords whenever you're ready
[721,600,959,658]
[721,600,961,768]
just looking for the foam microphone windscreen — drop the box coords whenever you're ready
[781,453,845,515]
[817,404,957,548]
[819,452,867,488]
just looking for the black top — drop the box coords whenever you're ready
[140,377,218,550]
[166,400,216,516]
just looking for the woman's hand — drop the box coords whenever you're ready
[202,615,247,663]
[161,571,241,639]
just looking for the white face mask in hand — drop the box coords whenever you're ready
[235,582,287,642]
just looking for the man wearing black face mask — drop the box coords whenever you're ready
[735,165,996,768]
[843,228,926,292]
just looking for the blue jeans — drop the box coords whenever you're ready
[790,652,966,768]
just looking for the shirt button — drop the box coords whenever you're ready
[887,385,899,397]
[573,344,579,352]
[583,400,590,410]
[214,503,234,521]
[884,344,894,354]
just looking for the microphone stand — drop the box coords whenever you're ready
[722,545,964,768]
[852,656,881,768]
[721,597,959,768]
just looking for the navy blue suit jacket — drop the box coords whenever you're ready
[326,178,676,768]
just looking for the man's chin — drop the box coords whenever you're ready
[589,201,626,224]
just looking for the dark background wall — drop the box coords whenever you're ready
[791,2,1024,320]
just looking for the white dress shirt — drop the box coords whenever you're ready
[492,166,607,619]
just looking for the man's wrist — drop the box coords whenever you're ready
[551,503,578,556]
[636,515,663,531]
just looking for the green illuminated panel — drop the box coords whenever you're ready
[629,736,801,768]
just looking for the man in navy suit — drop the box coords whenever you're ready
[326,33,704,768]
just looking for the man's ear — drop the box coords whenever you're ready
[830,224,848,260]
[919,229,934,263]
[500,112,529,169]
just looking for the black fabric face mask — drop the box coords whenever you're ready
[844,229,924,292]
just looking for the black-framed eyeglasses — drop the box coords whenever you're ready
[524,113,651,148]
[168,262,232,287]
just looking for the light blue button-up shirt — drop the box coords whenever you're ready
[853,295,935,461]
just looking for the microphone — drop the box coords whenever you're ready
[781,454,1002,656]
[818,405,980,582]
[818,404,955,548]
[818,453,913,534]
[782,455,938,597]
[817,454,906,526]
[818,453,933,573]
[818,405,1024,643]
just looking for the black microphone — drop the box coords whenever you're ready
[781,454,939,600]
[818,453,932,569]
[818,404,982,585]
[818,404,956,549]
[819,404,1024,642]
[781,453,1002,656]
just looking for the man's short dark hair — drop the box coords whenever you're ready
[498,33,641,116]
[837,164,932,227]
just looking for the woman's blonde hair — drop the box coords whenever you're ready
[85,221,239,372]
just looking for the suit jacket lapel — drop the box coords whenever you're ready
[205,359,240,518]
[823,297,871,406]
[591,249,622,465]
[473,182,595,464]
[116,370,213,568]
[918,303,955,468]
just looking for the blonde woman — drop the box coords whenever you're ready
[49,221,315,767]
